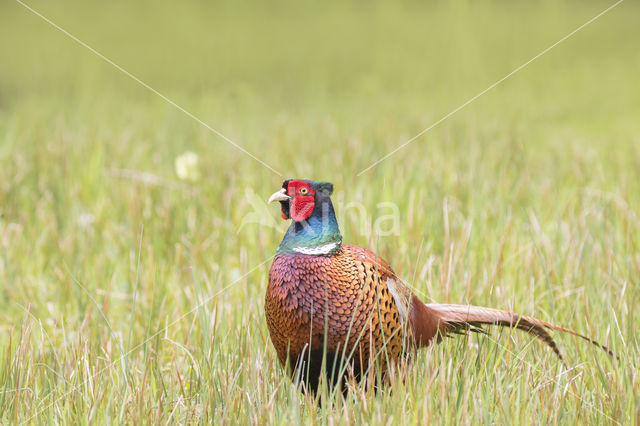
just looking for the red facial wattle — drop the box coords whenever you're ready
[290,196,315,221]
[287,180,316,222]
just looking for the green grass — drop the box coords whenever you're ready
[1,0,639,423]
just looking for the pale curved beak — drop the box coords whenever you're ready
[268,188,290,203]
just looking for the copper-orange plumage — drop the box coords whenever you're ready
[265,179,613,392]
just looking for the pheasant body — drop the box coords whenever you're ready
[265,179,613,392]
[266,245,410,388]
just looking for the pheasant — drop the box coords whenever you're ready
[265,179,613,392]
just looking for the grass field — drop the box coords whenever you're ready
[1,0,639,423]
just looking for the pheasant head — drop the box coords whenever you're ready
[268,179,342,255]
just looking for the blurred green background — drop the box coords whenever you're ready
[1,0,638,423]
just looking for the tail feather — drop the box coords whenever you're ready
[425,304,615,361]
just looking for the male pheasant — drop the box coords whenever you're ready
[265,179,612,392]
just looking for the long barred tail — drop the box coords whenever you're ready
[425,304,616,361]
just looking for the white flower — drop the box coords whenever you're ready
[78,213,95,228]
[175,151,201,182]
[229,268,242,282]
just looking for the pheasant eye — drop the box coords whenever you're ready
[299,187,308,195]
